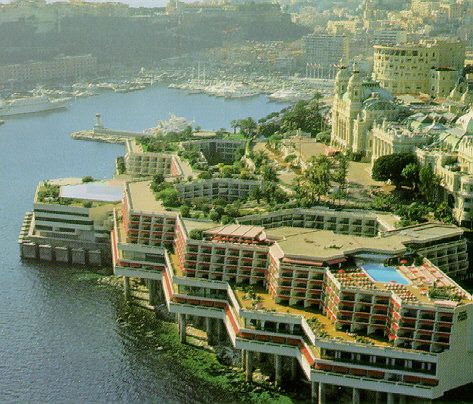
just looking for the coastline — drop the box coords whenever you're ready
[98,274,301,404]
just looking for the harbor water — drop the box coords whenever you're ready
[0,86,286,403]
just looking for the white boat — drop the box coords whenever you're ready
[268,89,312,103]
[0,95,69,117]
[146,114,193,135]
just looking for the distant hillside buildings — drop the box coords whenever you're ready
[303,34,350,73]
[0,55,97,86]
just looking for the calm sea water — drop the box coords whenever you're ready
[0,86,285,402]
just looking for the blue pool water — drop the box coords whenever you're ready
[361,263,409,285]
[60,182,123,202]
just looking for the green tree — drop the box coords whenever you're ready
[333,153,349,193]
[261,164,278,182]
[372,153,417,188]
[189,229,204,240]
[434,202,455,224]
[209,209,221,222]
[316,131,331,144]
[239,117,257,138]
[159,188,180,207]
[230,119,240,134]
[258,121,280,138]
[280,95,324,136]
[82,176,94,183]
[395,202,429,226]
[180,204,191,217]
[262,181,278,204]
[249,186,263,203]
[198,170,213,179]
[297,155,333,204]
[401,162,420,190]
[419,164,442,204]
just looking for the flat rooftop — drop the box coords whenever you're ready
[383,223,463,244]
[205,224,266,240]
[60,182,123,202]
[266,227,408,260]
[126,180,166,213]
[183,218,219,234]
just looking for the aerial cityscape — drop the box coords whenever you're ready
[1,0,473,403]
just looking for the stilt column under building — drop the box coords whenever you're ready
[387,393,395,404]
[352,388,360,404]
[290,357,298,380]
[124,276,130,300]
[318,383,326,404]
[206,317,215,345]
[178,313,187,343]
[148,279,158,306]
[375,391,382,404]
[275,354,283,386]
[311,382,318,404]
[245,350,253,382]
[217,318,225,342]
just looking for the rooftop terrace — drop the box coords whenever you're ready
[234,286,393,347]
[35,178,123,207]
[266,227,408,259]
[126,180,166,213]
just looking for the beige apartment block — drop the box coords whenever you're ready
[373,40,465,96]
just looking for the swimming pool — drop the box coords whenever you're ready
[60,183,123,202]
[361,263,409,285]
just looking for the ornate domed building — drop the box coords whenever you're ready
[330,64,402,159]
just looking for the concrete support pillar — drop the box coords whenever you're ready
[124,276,130,300]
[290,357,298,381]
[241,349,246,370]
[275,354,283,387]
[352,388,360,404]
[387,393,395,404]
[158,280,165,303]
[318,383,326,404]
[206,317,214,345]
[399,395,406,404]
[217,319,225,342]
[375,391,382,404]
[311,382,318,404]
[245,350,253,382]
[148,279,158,306]
[178,313,187,344]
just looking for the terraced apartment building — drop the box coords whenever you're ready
[111,180,473,404]
[175,178,262,202]
[180,138,245,164]
[123,139,185,178]
[19,178,123,266]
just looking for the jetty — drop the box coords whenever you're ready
[71,113,145,144]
